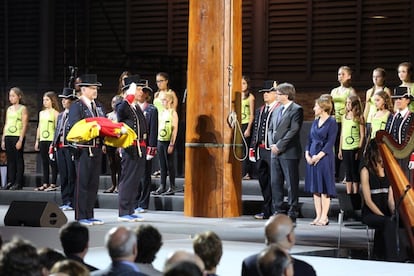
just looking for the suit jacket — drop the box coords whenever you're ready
[116,100,148,157]
[250,103,279,151]
[91,261,146,276]
[67,254,98,271]
[268,102,303,159]
[241,253,316,276]
[140,103,158,148]
[67,98,106,147]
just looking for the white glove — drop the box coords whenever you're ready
[49,146,55,161]
[249,148,256,162]
[146,147,157,161]
[409,152,414,170]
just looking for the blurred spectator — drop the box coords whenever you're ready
[134,224,163,276]
[193,231,222,276]
[59,221,98,271]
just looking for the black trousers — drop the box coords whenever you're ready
[256,147,272,218]
[39,141,58,185]
[136,159,153,209]
[362,211,401,261]
[56,147,75,206]
[106,146,121,188]
[74,147,102,220]
[5,136,25,187]
[118,146,146,216]
[157,140,176,189]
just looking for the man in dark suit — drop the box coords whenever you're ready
[59,221,98,271]
[241,214,316,276]
[268,83,303,222]
[249,80,279,220]
[92,226,146,276]
[67,74,106,226]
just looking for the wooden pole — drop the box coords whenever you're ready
[184,0,242,218]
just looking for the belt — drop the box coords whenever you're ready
[371,188,389,194]
[132,140,146,147]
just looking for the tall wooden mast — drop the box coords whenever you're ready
[184,0,242,217]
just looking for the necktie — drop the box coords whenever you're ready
[392,113,402,139]
[276,106,284,126]
[264,105,269,115]
[91,101,97,116]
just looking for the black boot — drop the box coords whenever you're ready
[151,186,166,195]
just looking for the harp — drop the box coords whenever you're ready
[376,130,414,255]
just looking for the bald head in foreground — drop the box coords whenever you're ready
[242,214,316,276]
[91,226,146,276]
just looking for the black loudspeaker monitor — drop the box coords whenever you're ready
[4,201,68,228]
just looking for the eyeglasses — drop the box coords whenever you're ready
[156,79,166,83]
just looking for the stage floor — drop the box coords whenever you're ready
[0,206,413,276]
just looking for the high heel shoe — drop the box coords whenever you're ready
[316,219,329,226]
[310,218,320,225]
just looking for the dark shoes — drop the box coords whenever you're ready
[6,183,22,190]
[151,187,166,195]
[162,188,176,196]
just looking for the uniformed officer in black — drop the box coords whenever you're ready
[249,81,279,220]
[67,74,106,226]
[135,81,158,213]
[116,75,148,222]
[52,87,77,211]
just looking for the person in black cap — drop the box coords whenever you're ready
[385,86,414,178]
[135,80,158,213]
[116,75,148,222]
[249,80,279,220]
[52,88,77,211]
[67,74,106,226]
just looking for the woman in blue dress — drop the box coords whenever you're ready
[305,94,338,226]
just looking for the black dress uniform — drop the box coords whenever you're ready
[136,101,158,210]
[67,80,105,222]
[250,102,279,219]
[117,99,148,217]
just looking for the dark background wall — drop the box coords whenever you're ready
[0,0,413,173]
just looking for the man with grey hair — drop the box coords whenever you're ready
[92,226,146,276]
[242,214,316,276]
[268,83,303,222]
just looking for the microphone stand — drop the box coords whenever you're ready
[393,184,411,257]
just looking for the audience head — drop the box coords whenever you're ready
[0,237,42,276]
[257,244,293,276]
[164,260,203,276]
[265,214,296,250]
[59,221,90,257]
[193,231,222,272]
[50,259,90,276]
[164,250,205,273]
[37,247,65,274]
[134,224,163,264]
[105,226,137,261]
